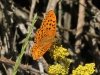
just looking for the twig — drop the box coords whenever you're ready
[37,57,48,72]
[2,63,9,75]
[38,62,44,75]
[63,0,73,43]
[12,27,17,52]
[58,25,100,38]
[56,0,62,43]
[73,0,85,69]
[29,0,37,22]
[75,0,85,53]
[0,57,48,75]
[46,0,59,12]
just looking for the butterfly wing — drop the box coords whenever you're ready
[30,10,56,60]
[31,37,57,60]
[34,10,56,43]
[30,42,52,60]
[41,10,56,37]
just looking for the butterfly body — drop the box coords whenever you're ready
[30,10,56,60]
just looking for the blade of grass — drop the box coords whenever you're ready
[12,13,37,75]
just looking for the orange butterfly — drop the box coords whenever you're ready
[30,10,56,60]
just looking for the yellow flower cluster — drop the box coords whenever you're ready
[72,63,95,75]
[52,46,69,60]
[49,46,71,74]
[48,63,68,75]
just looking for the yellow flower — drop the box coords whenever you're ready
[48,63,68,75]
[49,46,71,75]
[51,45,69,60]
[72,63,95,75]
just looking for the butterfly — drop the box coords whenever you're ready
[30,10,56,60]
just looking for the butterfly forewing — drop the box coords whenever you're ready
[41,10,56,37]
[35,10,56,43]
